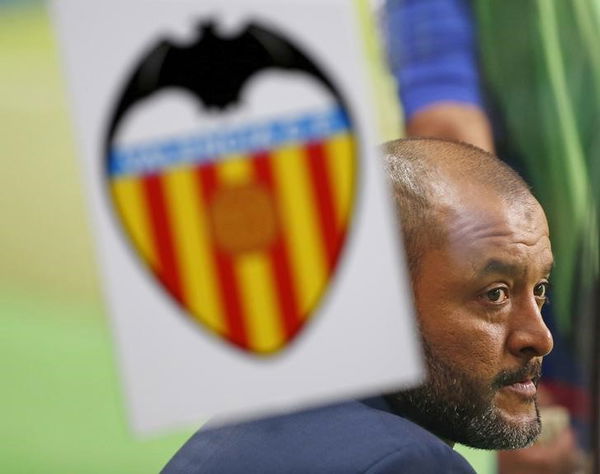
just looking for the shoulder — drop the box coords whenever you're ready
[162,399,475,474]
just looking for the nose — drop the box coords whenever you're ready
[507,296,554,359]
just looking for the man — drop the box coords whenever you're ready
[163,138,554,473]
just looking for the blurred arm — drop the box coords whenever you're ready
[497,427,585,474]
[382,0,493,151]
[406,102,494,152]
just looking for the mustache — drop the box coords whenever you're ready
[491,361,542,390]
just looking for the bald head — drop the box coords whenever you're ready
[382,138,554,450]
[382,137,534,276]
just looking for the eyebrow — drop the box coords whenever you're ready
[476,259,554,278]
[477,260,521,278]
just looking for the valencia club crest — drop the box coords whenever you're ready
[105,21,358,355]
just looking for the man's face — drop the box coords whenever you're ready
[396,186,554,449]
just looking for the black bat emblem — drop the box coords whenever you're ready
[106,21,346,146]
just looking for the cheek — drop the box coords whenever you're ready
[413,262,507,379]
[421,313,506,378]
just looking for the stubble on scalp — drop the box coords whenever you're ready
[381,137,533,280]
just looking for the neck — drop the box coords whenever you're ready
[384,393,456,448]
[440,437,455,448]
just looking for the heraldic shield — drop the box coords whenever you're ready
[105,22,357,355]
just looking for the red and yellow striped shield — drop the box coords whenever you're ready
[108,106,356,354]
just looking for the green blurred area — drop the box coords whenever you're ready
[0,4,194,472]
[0,2,97,300]
[0,3,493,472]
[1,289,194,473]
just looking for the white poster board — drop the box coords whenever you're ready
[53,0,423,435]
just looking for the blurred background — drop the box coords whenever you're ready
[0,1,195,471]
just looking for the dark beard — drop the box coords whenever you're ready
[386,340,542,450]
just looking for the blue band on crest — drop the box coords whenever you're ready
[108,106,350,177]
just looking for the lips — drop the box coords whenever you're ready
[493,362,542,400]
[502,378,537,399]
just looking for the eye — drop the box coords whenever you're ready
[485,287,509,304]
[534,281,551,300]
